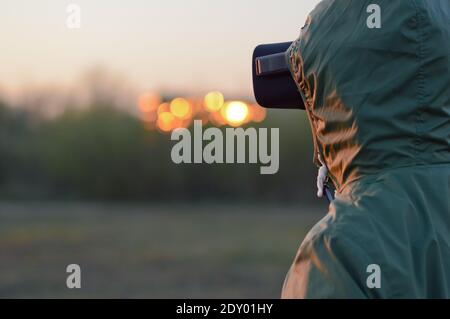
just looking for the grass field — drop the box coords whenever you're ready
[0,202,324,298]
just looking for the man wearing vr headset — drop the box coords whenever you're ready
[253,0,450,298]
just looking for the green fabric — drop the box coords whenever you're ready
[282,0,450,299]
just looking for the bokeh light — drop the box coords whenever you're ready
[204,91,224,112]
[157,103,170,115]
[224,101,249,126]
[170,98,192,119]
[157,112,180,132]
[249,104,267,123]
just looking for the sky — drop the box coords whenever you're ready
[0,0,321,98]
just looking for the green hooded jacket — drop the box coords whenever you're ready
[282,0,450,299]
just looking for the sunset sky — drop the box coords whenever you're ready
[0,0,320,98]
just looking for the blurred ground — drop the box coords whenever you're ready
[0,202,323,298]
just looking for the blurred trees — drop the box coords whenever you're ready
[0,99,319,203]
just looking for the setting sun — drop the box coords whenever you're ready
[224,101,249,126]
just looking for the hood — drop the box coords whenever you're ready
[287,0,450,192]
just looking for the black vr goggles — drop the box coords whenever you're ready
[252,42,305,110]
[252,42,336,203]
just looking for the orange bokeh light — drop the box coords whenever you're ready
[249,104,267,123]
[170,98,192,119]
[157,103,170,115]
[157,112,182,133]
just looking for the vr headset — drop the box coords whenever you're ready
[252,42,335,202]
[252,42,305,110]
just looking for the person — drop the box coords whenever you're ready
[281,0,450,299]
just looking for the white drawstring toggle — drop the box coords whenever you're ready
[316,156,328,198]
